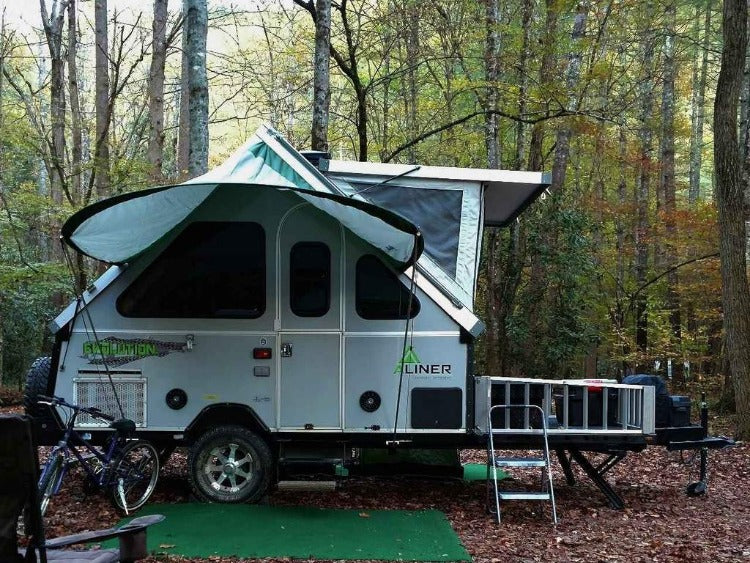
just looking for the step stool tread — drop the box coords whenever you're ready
[493,457,547,467]
[497,491,551,501]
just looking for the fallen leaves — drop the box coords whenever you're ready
[7,405,747,563]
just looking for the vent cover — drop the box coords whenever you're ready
[73,375,147,427]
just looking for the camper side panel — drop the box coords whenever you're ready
[342,236,469,435]
[51,186,301,432]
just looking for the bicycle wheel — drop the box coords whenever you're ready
[38,453,64,516]
[108,440,160,514]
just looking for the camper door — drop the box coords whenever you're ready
[276,203,344,430]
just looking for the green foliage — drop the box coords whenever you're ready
[505,199,602,377]
[0,0,730,393]
[0,264,69,387]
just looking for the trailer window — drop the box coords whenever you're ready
[117,221,266,319]
[290,242,331,317]
[355,255,420,320]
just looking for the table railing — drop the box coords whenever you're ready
[474,376,655,436]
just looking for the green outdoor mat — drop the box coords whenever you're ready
[114,504,471,561]
[462,463,509,481]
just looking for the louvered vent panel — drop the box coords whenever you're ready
[73,376,147,427]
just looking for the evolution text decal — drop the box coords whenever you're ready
[82,337,185,367]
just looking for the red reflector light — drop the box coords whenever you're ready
[253,348,272,359]
[583,379,605,393]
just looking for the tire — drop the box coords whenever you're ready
[188,425,273,504]
[24,357,53,418]
[38,453,64,516]
[109,440,160,514]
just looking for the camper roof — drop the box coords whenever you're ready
[323,160,550,227]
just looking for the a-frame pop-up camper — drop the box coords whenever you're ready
[30,125,666,507]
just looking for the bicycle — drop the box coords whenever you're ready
[36,395,160,516]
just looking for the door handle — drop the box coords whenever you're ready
[281,343,293,357]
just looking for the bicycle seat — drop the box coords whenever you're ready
[110,418,136,435]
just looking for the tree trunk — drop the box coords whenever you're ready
[185,0,208,177]
[94,0,110,199]
[550,1,588,194]
[148,0,168,181]
[405,4,420,164]
[355,86,367,161]
[482,0,501,373]
[294,0,367,160]
[635,17,656,363]
[741,10,750,169]
[334,3,366,161]
[514,0,532,169]
[659,0,682,382]
[689,0,712,205]
[483,230,500,374]
[40,0,66,210]
[311,0,331,151]
[484,0,499,170]
[379,13,391,161]
[67,0,83,204]
[35,39,50,260]
[177,0,191,178]
[616,125,630,374]
[0,11,5,385]
[527,0,558,171]
[714,0,750,439]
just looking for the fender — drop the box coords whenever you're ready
[184,403,271,442]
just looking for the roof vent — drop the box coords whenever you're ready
[300,150,331,170]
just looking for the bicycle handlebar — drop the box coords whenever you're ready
[37,395,116,422]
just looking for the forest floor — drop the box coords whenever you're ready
[2,398,749,562]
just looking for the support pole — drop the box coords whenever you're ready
[556,448,576,485]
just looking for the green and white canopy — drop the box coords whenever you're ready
[62,125,423,269]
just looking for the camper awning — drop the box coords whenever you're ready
[61,127,423,269]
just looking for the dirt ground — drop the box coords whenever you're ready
[4,402,748,562]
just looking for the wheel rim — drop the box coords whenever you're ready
[115,444,159,511]
[203,441,257,495]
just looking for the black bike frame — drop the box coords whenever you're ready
[45,408,122,495]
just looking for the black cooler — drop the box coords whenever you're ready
[622,374,691,428]
[554,386,618,427]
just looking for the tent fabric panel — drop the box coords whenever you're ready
[328,174,480,308]
[63,182,422,269]
[185,129,421,266]
[185,137,311,191]
[348,183,463,277]
[291,189,421,266]
[415,254,471,308]
[456,182,481,307]
[66,184,217,263]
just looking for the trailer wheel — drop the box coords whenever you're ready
[188,425,273,503]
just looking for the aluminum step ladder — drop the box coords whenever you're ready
[486,404,558,524]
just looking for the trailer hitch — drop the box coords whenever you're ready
[667,393,735,497]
